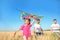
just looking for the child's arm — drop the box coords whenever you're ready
[14,25,24,37]
[51,27,52,31]
[15,30,20,33]
[50,26,53,33]
[34,27,35,33]
[34,27,36,35]
[40,27,43,34]
[31,20,35,25]
[50,25,53,31]
[14,30,20,37]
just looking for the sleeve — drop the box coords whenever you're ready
[30,24,32,27]
[19,25,24,30]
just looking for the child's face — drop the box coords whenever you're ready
[53,20,57,24]
[25,20,30,24]
[36,20,40,24]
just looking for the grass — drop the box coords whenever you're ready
[0,31,60,40]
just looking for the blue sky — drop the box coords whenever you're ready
[0,0,60,31]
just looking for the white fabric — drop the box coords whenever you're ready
[34,24,41,32]
[51,24,60,32]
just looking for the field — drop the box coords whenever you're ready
[0,31,60,40]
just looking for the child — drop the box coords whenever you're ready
[14,18,34,40]
[34,19,43,36]
[51,19,60,38]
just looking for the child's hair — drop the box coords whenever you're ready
[37,19,40,21]
[25,18,31,24]
[53,19,57,21]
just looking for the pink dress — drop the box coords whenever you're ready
[19,24,32,37]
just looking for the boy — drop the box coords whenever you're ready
[51,19,60,38]
[34,19,43,40]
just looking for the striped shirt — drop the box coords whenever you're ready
[51,24,60,32]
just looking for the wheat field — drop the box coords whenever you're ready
[0,31,60,40]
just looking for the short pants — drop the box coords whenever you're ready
[36,32,42,36]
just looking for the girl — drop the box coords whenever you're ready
[14,18,34,40]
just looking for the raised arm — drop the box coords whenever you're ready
[31,20,35,25]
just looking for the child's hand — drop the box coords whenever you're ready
[13,30,19,37]
[14,32,16,37]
